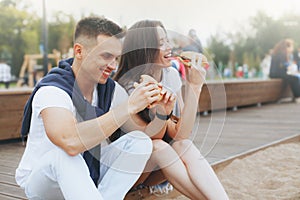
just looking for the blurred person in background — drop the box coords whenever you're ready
[260,49,273,79]
[0,58,12,89]
[182,29,203,53]
[269,38,300,102]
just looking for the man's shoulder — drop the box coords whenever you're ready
[35,86,70,99]
[33,86,73,110]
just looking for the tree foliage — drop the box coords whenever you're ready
[48,11,76,56]
[1,1,300,79]
[0,0,39,75]
[0,0,75,76]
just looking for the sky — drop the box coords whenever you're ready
[24,0,300,46]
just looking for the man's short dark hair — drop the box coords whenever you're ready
[74,16,124,44]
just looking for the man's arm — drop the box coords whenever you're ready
[42,82,161,156]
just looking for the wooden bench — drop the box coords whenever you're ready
[197,78,291,113]
[0,78,291,141]
[0,88,32,140]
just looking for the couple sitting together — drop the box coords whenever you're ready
[16,16,228,200]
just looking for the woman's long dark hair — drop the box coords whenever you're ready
[272,38,294,61]
[114,20,166,82]
[114,20,167,123]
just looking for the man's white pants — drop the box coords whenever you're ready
[24,131,152,200]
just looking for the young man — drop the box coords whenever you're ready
[16,16,162,199]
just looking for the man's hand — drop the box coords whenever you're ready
[128,81,161,114]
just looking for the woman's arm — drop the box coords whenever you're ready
[122,113,167,139]
[166,84,201,140]
[167,54,206,140]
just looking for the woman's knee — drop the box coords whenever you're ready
[152,139,170,152]
[172,139,193,151]
[172,139,203,158]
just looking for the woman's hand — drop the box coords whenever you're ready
[182,52,207,88]
[151,85,177,116]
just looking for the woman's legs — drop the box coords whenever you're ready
[143,139,206,199]
[172,139,229,200]
[286,75,300,98]
[141,170,166,186]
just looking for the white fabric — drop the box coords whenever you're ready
[16,82,150,199]
[161,67,182,94]
[16,86,74,187]
[110,82,129,109]
[161,67,182,116]
[24,147,103,200]
[23,131,152,200]
[0,63,11,82]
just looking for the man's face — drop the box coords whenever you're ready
[80,34,122,84]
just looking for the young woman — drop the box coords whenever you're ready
[269,38,300,102]
[114,20,229,200]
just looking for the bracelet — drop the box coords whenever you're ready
[156,110,173,120]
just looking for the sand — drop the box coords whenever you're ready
[142,141,300,200]
[216,142,300,200]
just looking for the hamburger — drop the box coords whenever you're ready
[133,74,164,106]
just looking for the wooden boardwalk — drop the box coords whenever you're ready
[0,102,299,199]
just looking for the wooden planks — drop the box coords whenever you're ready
[0,142,26,199]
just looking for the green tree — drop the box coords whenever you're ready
[0,0,39,75]
[206,34,231,72]
[48,11,76,56]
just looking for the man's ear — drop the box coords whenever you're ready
[73,43,83,60]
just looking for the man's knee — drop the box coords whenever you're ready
[124,131,153,155]
[48,148,89,176]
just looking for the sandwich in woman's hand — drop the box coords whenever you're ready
[174,51,209,69]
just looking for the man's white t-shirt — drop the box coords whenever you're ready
[15,82,128,187]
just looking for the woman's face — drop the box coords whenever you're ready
[155,26,172,68]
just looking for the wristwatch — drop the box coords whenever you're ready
[156,110,173,120]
